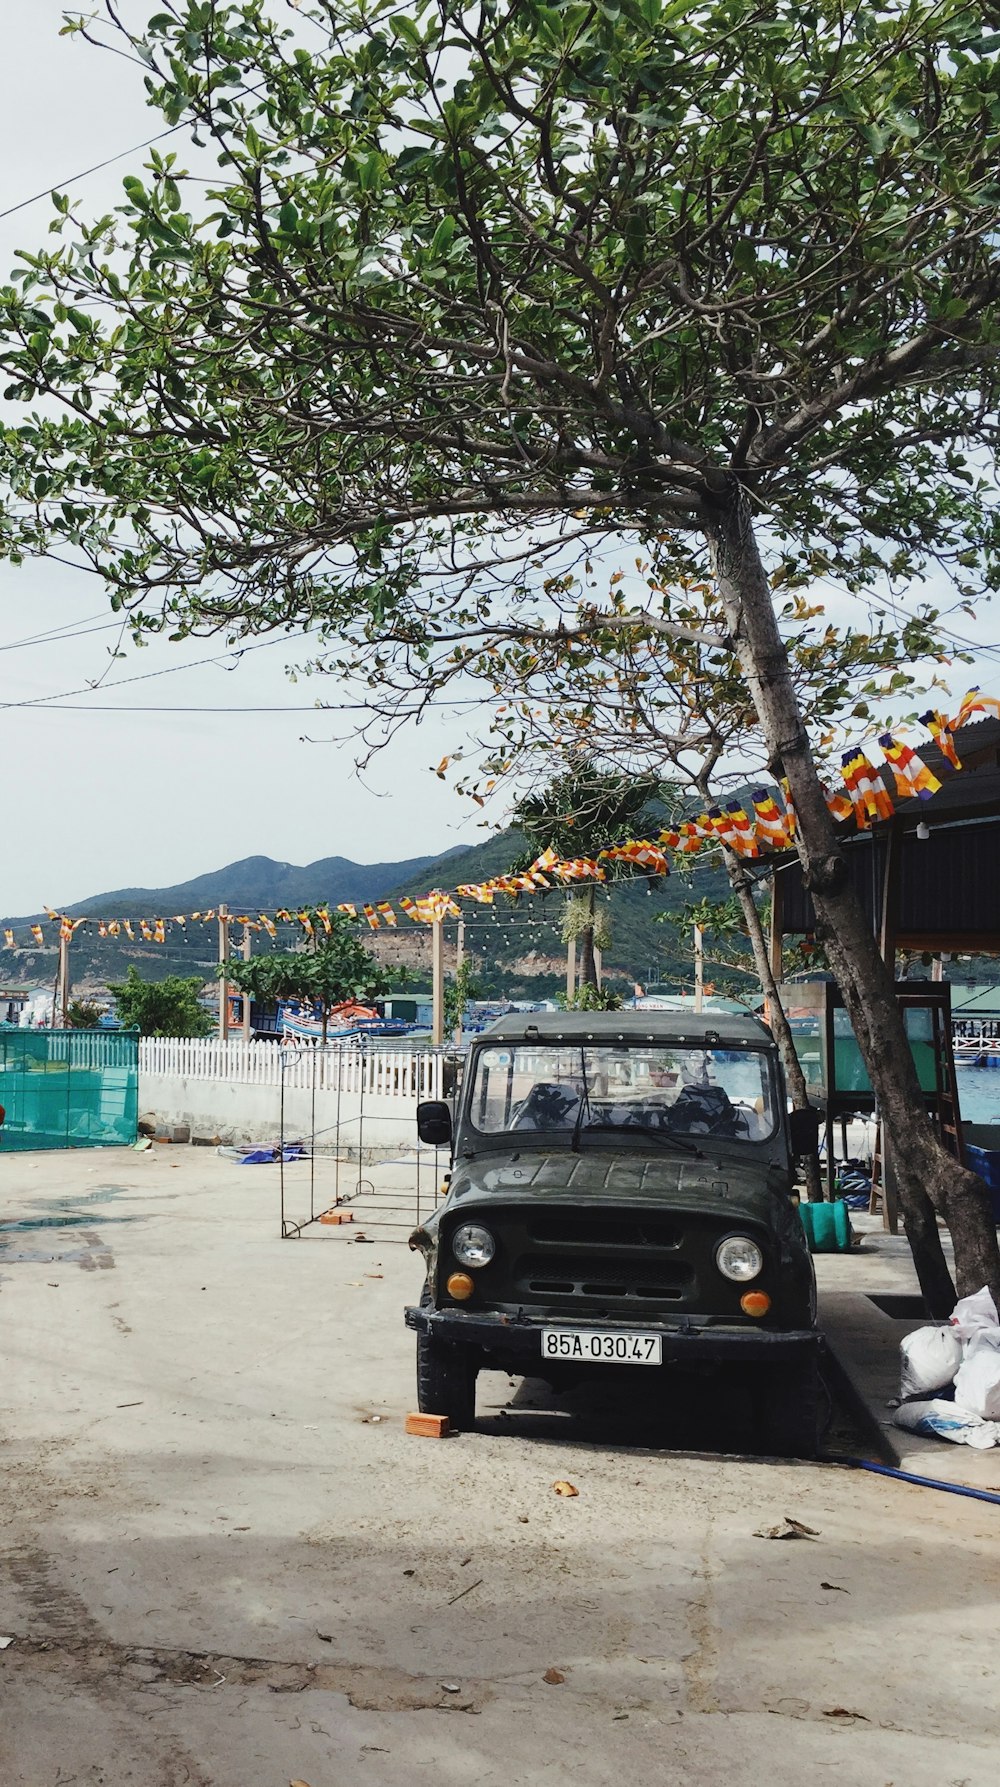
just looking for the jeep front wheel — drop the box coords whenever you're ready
[754,1358,820,1459]
[416,1330,477,1430]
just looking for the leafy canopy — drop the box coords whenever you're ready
[2,0,1000,646]
[221,914,390,1013]
[108,964,214,1036]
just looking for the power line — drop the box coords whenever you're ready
[0,617,124,654]
[0,122,189,224]
[0,69,268,224]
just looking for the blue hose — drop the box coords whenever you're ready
[839,1456,1000,1506]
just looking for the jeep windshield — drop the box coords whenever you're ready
[467,1043,778,1144]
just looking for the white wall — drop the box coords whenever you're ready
[138,1039,446,1152]
[140,1072,425,1152]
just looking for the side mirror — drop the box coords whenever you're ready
[788,1106,821,1157]
[417,1099,452,1147]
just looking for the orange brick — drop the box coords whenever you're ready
[405,1412,452,1438]
[319,1210,354,1225]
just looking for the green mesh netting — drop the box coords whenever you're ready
[0,1029,138,1151]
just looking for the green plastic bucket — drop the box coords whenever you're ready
[799,1197,852,1253]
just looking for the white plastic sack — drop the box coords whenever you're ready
[954,1331,1000,1422]
[894,1396,1000,1449]
[949,1286,1000,1344]
[899,1325,962,1398]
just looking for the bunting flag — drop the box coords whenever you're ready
[954,687,1000,726]
[879,734,941,801]
[602,839,670,873]
[10,685,998,952]
[840,748,895,828]
[532,846,562,872]
[705,807,732,849]
[825,787,855,823]
[753,790,793,850]
[920,709,961,770]
[675,819,709,854]
[725,802,759,858]
[457,882,495,903]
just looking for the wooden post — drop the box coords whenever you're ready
[594,945,603,989]
[241,924,252,1043]
[693,925,704,1013]
[879,819,901,969]
[453,918,465,1044]
[566,936,576,1003]
[218,905,230,1041]
[55,932,70,1027]
[431,918,444,1047]
[768,867,785,984]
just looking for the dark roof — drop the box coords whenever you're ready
[481,1010,773,1046]
[865,716,1000,833]
[773,715,1000,948]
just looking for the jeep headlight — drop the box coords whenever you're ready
[451,1223,496,1268]
[716,1235,763,1282]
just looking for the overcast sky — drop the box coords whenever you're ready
[0,3,482,916]
[1,5,999,919]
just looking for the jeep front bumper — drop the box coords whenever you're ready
[404,1305,819,1363]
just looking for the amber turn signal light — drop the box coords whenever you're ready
[446,1272,475,1301]
[740,1290,771,1317]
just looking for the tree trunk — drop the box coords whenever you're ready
[705,486,999,1314]
[726,854,825,1204]
[578,886,598,989]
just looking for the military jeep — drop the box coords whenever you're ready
[406,1011,821,1455]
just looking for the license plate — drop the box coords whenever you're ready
[541,1328,662,1365]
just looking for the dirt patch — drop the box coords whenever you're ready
[5,1635,488,1714]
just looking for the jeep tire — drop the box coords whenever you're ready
[416,1285,477,1430]
[754,1357,820,1459]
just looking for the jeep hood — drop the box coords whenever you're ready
[445,1149,789,1228]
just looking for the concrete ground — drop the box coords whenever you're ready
[817,1214,1000,1489]
[2,1147,999,1787]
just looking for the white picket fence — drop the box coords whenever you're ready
[138,1037,445,1100]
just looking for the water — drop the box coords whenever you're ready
[956,1060,1000,1127]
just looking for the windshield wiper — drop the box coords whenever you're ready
[579,1119,703,1158]
[570,1046,590,1154]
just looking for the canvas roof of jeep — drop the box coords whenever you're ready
[479,1010,774,1048]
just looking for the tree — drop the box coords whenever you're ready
[222,914,389,1042]
[513,763,658,986]
[444,957,481,1038]
[108,966,214,1038]
[3,1,1000,1306]
[66,999,104,1029]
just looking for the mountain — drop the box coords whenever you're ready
[3,849,462,930]
[1,832,731,993]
